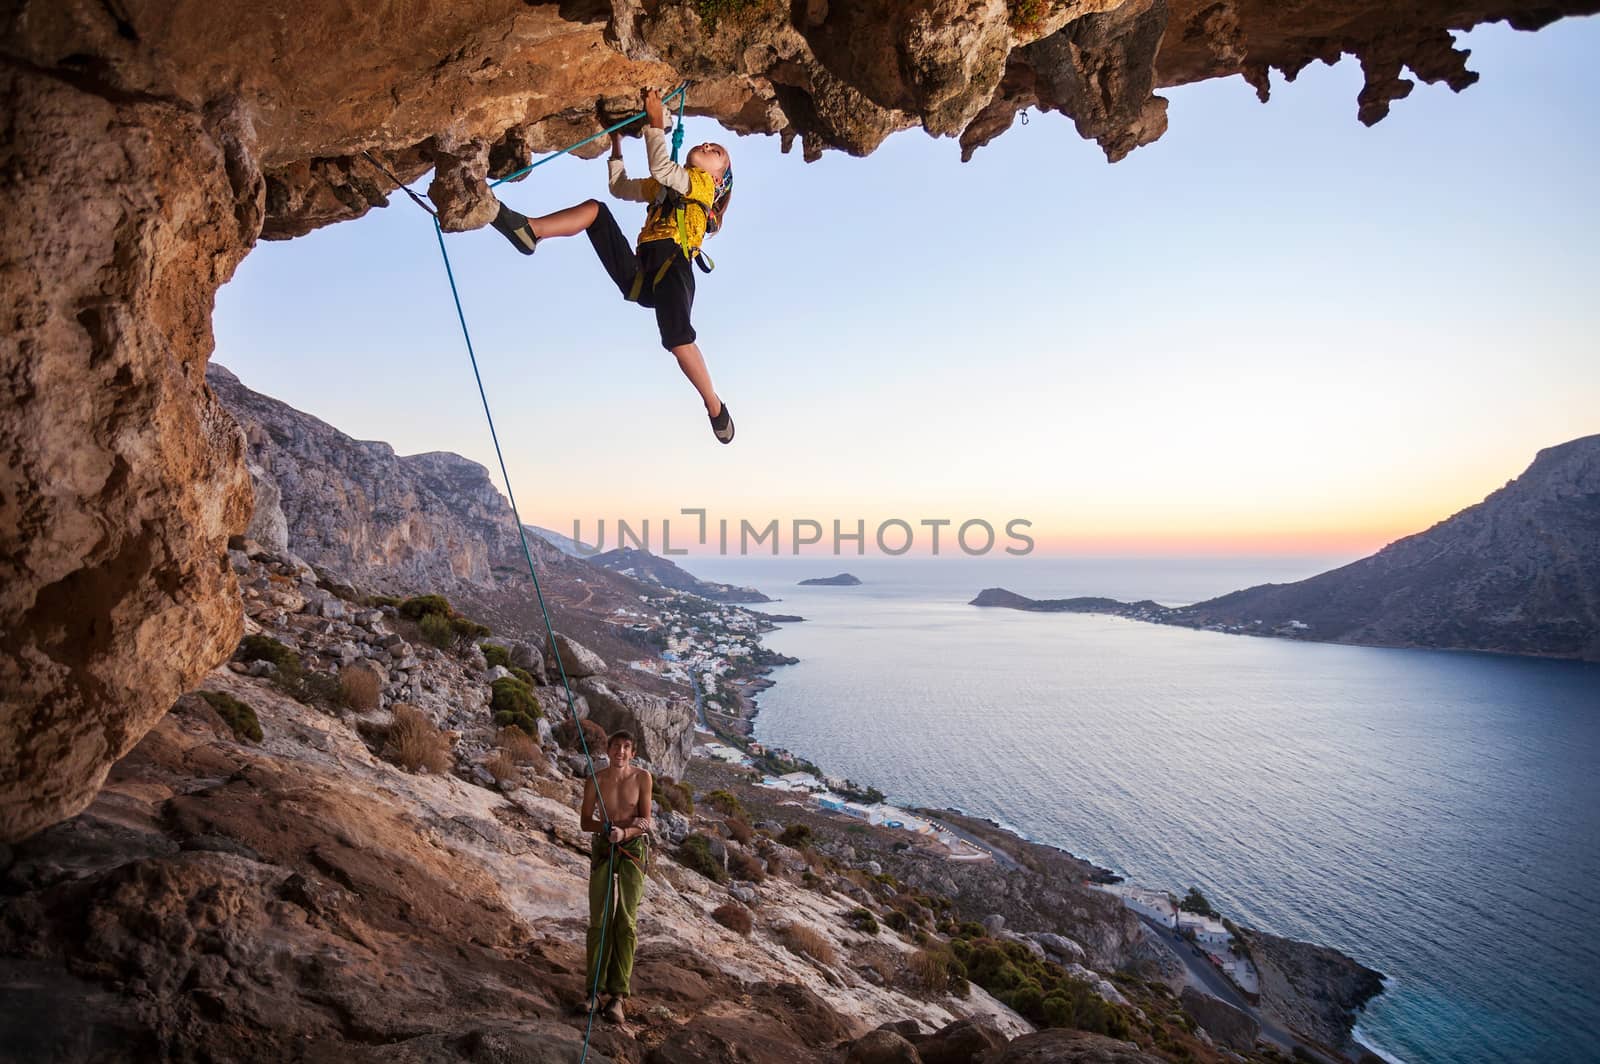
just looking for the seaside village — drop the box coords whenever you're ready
[607,588,1265,1005]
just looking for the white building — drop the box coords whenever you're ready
[1178,913,1231,944]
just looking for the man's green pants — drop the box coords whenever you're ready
[586,835,647,998]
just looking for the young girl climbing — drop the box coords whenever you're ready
[490,87,736,445]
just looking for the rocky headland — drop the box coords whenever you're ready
[971,433,1600,662]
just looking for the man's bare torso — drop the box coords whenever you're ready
[594,765,649,827]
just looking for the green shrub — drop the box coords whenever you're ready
[779,823,812,846]
[419,612,454,649]
[490,675,541,735]
[366,594,402,608]
[480,643,513,670]
[653,777,695,817]
[399,594,453,620]
[1007,979,1045,1021]
[886,910,910,932]
[238,634,300,673]
[707,789,744,817]
[290,669,342,707]
[509,666,536,687]
[201,690,261,742]
[1042,993,1076,1028]
[956,921,986,939]
[846,908,879,935]
[450,616,491,644]
[678,834,727,883]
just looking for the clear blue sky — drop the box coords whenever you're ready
[214,18,1599,557]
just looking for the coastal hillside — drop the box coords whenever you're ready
[590,546,773,604]
[1179,434,1600,659]
[0,377,1386,1064]
[208,364,676,677]
[973,435,1600,661]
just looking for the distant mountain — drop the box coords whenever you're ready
[587,547,772,603]
[974,435,1600,662]
[527,525,589,557]
[799,573,862,586]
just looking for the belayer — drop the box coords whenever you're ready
[490,87,736,445]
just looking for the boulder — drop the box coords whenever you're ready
[912,1018,1008,1064]
[547,634,606,679]
[574,677,694,780]
[845,1029,921,1064]
[982,913,1006,935]
[1178,987,1259,1053]
[660,810,692,845]
[1031,933,1087,965]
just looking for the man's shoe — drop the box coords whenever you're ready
[491,202,538,255]
[709,402,734,445]
[572,993,599,1017]
[604,996,626,1025]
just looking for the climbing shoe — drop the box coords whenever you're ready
[709,402,734,445]
[491,202,538,255]
[604,996,626,1025]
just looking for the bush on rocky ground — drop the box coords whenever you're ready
[781,924,837,968]
[729,849,766,883]
[419,611,454,649]
[201,690,262,742]
[706,788,744,817]
[678,834,727,883]
[399,594,453,620]
[654,777,695,817]
[480,643,512,669]
[484,749,519,786]
[385,704,452,774]
[339,667,382,711]
[847,907,880,935]
[238,633,301,673]
[712,902,752,935]
[490,675,541,734]
[726,816,753,844]
[951,934,1132,1038]
[779,823,812,847]
[497,726,546,771]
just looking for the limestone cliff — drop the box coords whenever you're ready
[4,0,1597,843]
[208,363,561,593]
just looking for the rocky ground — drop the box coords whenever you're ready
[1,542,1320,1063]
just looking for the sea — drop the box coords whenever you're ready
[682,555,1600,1064]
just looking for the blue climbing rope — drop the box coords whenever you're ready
[368,87,695,1062]
[490,83,689,187]
[431,211,618,1063]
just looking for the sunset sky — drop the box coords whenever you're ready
[213,18,1599,559]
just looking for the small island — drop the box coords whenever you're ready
[799,573,862,586]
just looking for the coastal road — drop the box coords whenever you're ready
[1138,915,1340,1064]
[926,819,1021,871]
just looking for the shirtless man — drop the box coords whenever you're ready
[578,730,653,1025]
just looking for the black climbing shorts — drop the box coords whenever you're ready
[586,203,696,350]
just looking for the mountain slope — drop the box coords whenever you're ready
[972,436,1600,661]
[1177,435,1600,659]
[589,547,772,603]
